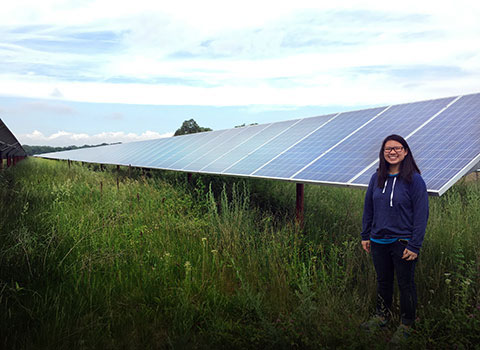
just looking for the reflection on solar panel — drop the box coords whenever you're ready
[38,93,480,196]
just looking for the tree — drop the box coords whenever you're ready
[174,119,212,136]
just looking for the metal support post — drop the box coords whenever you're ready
[116,165,120,190]
[296,183,304,227]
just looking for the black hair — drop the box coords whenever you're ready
[377,134,420,188]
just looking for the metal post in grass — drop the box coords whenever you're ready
[117,165,120,190]
[6,156,11,167]
[68,159,71,168]
[296,183,304,228]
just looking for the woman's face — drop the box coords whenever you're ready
[383,140,408,167]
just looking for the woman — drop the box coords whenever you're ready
[361,134,429,343]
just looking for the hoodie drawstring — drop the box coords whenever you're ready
[382,177,397,207]
[390,176,396,207]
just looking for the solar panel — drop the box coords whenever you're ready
[150,130,224,168]
[127,137,172,166]
[171,127,253,170]
[253,107,387,179]
[404,93,480,195]
[200,119,299,173]
[223,114,337,176]
[141,130,218,168]
[293,97,456,184]
[38,92,480,196]
[176,124,263,171]
[0,119,27,158]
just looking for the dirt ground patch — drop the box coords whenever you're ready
[464,171,480,182]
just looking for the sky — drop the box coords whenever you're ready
[1,0,479,146]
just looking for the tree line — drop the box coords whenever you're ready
[22,143,117,156]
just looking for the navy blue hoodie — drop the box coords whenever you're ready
[361,172,429,254]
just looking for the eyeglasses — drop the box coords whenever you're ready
[384,146,404,153]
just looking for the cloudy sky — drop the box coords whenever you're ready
[1,0,479,146]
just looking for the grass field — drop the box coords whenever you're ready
[1,157,479,349]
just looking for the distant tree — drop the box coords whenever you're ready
[235,123,258,128]
[174,119,212,136]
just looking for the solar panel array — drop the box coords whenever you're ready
[0,118,27,159]
[38,93,480,196]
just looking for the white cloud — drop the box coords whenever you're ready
[20,129,173,146]
[1,1,480,108]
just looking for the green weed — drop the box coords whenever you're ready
[0,158,479,349]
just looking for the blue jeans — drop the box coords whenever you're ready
[371,240,417,326]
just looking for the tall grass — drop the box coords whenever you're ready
[0,158,478,349]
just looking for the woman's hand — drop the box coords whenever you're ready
[402,248,418,261]
[361,240,371,253]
